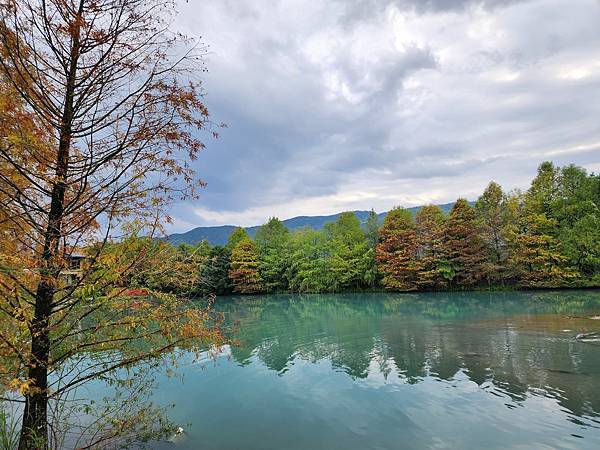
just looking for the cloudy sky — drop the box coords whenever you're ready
[168,0,600,231]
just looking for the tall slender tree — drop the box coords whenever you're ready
[376,207,420,291]
[255,218,291,293]
[325,212,372,291]
[0,1,225,447]
[198,245,232,296]
[363,210,380,288]
[442,199,486,287]
[229,239,263,294]
[415,205,446,289]
[526,161,559,216]
[364,209,380,249]
[288,228,330,293]
[475,182,512,285]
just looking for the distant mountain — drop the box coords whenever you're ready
[166,202,458,246]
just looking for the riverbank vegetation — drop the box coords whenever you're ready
[141,161,599,295]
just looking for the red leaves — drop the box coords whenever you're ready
[125,288,149,297]
[376,208,421,291]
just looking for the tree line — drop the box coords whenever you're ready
[142,161,600,295]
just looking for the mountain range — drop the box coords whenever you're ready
[166,202,458,246]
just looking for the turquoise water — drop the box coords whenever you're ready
[148,291,600,450]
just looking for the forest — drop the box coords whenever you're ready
[127,161,600,295]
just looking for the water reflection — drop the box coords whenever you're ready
[219,291,600,428]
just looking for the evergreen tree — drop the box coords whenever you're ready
[442,199,486,287]
[198,245,232,296]
[376,207,420,291]
[562,214,600,280]
[229,239,263,293]
[526,161,559,216]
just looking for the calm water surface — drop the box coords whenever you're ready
[150,291,600,450]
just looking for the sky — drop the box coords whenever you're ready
[168,0,600,231]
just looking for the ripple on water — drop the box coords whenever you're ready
[142,291,600,449]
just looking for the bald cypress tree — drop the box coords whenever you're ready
[475,182,512,285]
[229,239,263,294]
[507,210,572,287]
[376,207,420,291]
[415,205,446,289]
[227,227,251,251]
[0,1,226,447]
[506,163,579,287]
[442,199,486,287]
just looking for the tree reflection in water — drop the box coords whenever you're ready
[220,291,600,427]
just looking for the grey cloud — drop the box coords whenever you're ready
[336,0,527,24]
[170,0,600,228]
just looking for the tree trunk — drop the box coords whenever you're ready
[18,291,51,450]
[19,134,74,450]
[18,3,81,444]
[18,123,72,450]
[18,125,72,450]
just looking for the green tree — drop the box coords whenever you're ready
[363,210,380,287]
[229,239,263,294]
[506,209,575,287]
[561,214,600,280]
[505,164,582,287]
[227,227,250,251]
[475,182,512,285]
[288,228,331,293]
[325,212,372,291]
[255,218,291,292]
[376,208,420,291]
[442,199,486,287]
[552,165,600,278]
[364,210,380,249]
[526,161,559,216]
[198,246,232,296]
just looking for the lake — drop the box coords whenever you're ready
[147,290,600,450]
